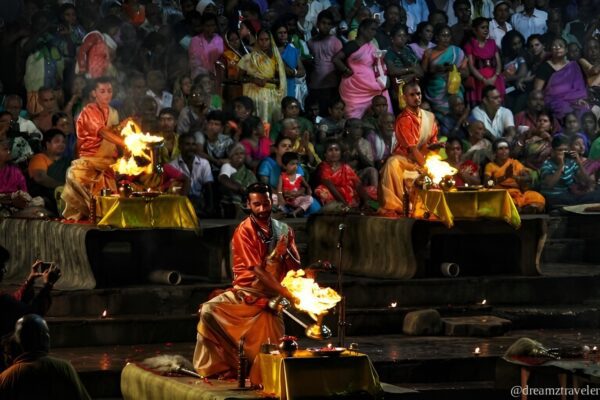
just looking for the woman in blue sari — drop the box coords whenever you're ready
[421,24,468,118]
[272,21,306,99]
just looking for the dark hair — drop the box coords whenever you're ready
[446,136,463,148]
[51,112,69,127]
[241,116,263,139]
[551,134,568,149]
[317,9,335,23]
[282,151,299,165]
[206,110,226,125]
[471,17,489,29]
[281,96,301,110]
[158,107,178,119]
[482,85,498,99]
[201,12,219,26]
[390,23,409,37]
[433,23,451,39]
[494,1,510,12]
[0,111,12,120]
[428,9,448,25]
[245,182,273,198]
[179,133,196,145]
[357,18,378,35]
[270,19,288,38]
[581,111,597,125]
[492,138,510,152]
[94,76,112,88]
[98,15,121,34]
[324,138,342,152]
[501,30,526,61]
[233,96,255,113]
[526,34,544,47]
[453,0,471,12]
[274,134,293,147]
[59,3,76,19]
[42,129,65,147]
[327,97,345,110]
[414,21,433,41]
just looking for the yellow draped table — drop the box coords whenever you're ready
[251,350,383,399]
[96,195,199,231]
[414,188,521,229]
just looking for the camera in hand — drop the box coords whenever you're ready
[36,262,53,273]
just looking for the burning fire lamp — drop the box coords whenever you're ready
[101,310,108,319]
[424,154,458,190]
[389,302,398,308]
[481,299,487,305]
[473,347,481,356]
[112,120,165,178]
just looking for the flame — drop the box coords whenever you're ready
[424,154,457,185]
[101,310,107,318]
[390,302,398,308]
[474,347,481,355]
[113,120,164,176]
[281,269,341,320]
[481,299,487,305]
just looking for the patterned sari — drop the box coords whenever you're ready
[423,45,466,117]
[238,38,287,123]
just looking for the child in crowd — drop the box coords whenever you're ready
[277,152,313,217]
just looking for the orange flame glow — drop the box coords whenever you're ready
[101,310,107,318]
[425,154,457,185]
[281,269,341,320]
[113,120,164,176]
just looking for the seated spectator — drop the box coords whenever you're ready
[227,96,255,141]
[314,140,377,210]
[516,110,554,171]
[172,74,193,114]
[484,138,545,213]
[540,135,600,208]
[196,110,233,175]
[51,112,77,161]
[559,112,590,154]
[445,137,480,187]
[270,97,314,141]
[462,120,493,166]
[533,37,590,120]
[471,85,517,140]
[240,116,272,170]
[317,98,346,146]
[193,73,223,110]
[366,112,396,170]
[0,112,33,165]
[276,152,313,217]
[27,130,71,214]
[408,22,435,61]
[342,118,378,188]
[439,95,470,140]
[218,143,257,214]
[361,95,389,131]
[514,90,560,134]
[177,83,208,136]
[279,118,320,170]
[3,95,41,142]
[156,108,180,164]
[0,314,90,399]
[138,96,159,133]
[570,135,600,183]
[578,38,600,110]
[30,87,60,133]
[169,134,214,217]
[581,111,598,144]
[257,135,321,215]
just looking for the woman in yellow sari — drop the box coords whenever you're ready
[237,29,286,123]
[484,138,545,213]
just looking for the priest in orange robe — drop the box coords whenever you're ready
[193,182,301,378]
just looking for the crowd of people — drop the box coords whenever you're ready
[3,0,600,219]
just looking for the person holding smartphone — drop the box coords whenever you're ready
[0,248,62,339]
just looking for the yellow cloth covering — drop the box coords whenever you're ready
[414,189,521,228]
[120,363,261,400]
[96,195,198,231]
[250,350,383,400]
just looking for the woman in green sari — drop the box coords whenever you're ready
[421,24,468,118]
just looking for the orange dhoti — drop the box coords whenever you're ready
[506,188,546,211]
[61,139,118,220]
[378,155,421,214]
[193,289,284,378]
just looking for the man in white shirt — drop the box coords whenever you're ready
[489,1,512,48]
[169,133,214,216]
[3,95,42,141]
[510,0,547,41]
[471,85,516,140]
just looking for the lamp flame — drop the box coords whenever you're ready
[481,299,487,305]
[424,154,457,185]
[112,120,164,176]
[474,347,480,355]
[390,302,398,308]
[281,269,341,320]
[101,310,108,319]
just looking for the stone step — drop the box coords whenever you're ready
[541,238,586,263]
[493,305,600,330]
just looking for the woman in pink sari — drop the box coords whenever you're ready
[332,18,392,119]
[465,17,505,106]
[534,37,589,120]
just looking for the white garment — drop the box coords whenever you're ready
[489,19,513,49]
[471,106,515,138]
[510,8,547,41]
[219,162,237,178]
[17,116,42,140]
[169,155,213,196]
